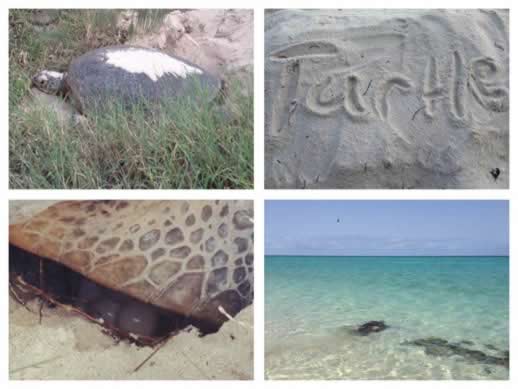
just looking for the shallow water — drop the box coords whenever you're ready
[265,256,509,380]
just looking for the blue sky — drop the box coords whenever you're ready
[265,201,509,256]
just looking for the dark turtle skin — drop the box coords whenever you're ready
[356,320,388,336]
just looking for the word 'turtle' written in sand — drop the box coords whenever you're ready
[270,42,509,130]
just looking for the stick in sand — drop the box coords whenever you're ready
[218,305,253,330]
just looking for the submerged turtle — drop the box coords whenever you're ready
[337,320,389,337]
[402,337,509,368]
[9,200,253,345]
[31,45,222,114]
[355,320,388,336]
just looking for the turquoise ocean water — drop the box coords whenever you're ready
[265,256,509,380]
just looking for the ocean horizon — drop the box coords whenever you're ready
[265,255,509,380]
[267,254,509,257]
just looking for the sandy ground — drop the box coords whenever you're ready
[9,298,253,380]
[131,9,253,79]
[9,200,253,380]
[9,200,60,224]
[265,9,509,189]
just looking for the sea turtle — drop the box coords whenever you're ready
[9,200,253,345]
[402,337,509,368]
[31,45,222,115]
[355,320,388,336]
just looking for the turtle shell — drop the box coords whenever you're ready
[9,200,253,338]
[64,46,221,113]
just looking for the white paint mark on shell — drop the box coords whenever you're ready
[105,48,203,81]
[41,70,65,79]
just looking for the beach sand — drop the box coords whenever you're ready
[9,298,253,380]
[131,9,253,79]
[265,9,509,189]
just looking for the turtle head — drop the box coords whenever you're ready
[32,70,66,95]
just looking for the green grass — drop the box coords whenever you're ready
[9,10,253,189]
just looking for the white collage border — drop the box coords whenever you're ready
[1,0,515,388]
